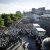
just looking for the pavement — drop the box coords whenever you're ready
[17,45,24,50]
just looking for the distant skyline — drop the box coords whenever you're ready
[0,0,50,14]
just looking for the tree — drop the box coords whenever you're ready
[0,16,5,27]
[5,16,13,27]
[0,12,23,27]
[1,14,7,19]
[15,11,23,20]
[10,14,15,21]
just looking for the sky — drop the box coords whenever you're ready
[0,0,50,14]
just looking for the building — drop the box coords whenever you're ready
[45,10,50,14]
[32,7,45,15]
[39,14,50,36]
[32,14,40,22]
[24,7,46,23]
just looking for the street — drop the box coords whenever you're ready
[17,35,37,50]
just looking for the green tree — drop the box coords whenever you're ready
[5,16,13,26]
[10,14,15,21]
[0,16,5,27]
[0,12,23,27]
[1,14,7,19]
[15,11,23,20]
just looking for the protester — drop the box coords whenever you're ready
[36,37,42,50]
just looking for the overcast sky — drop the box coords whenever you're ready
[0,0,50,14]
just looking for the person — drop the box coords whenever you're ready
[23,43,25,50]
[36,37,42,50]
[42,37,50,50]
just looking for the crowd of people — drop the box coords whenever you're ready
[0,27,50,50]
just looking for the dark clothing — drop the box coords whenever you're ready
[23,44,25,50]
[35,38,42,50]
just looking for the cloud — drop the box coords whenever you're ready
[0,0,49,4]
[0,0,50,14]
[0,0,17,4]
